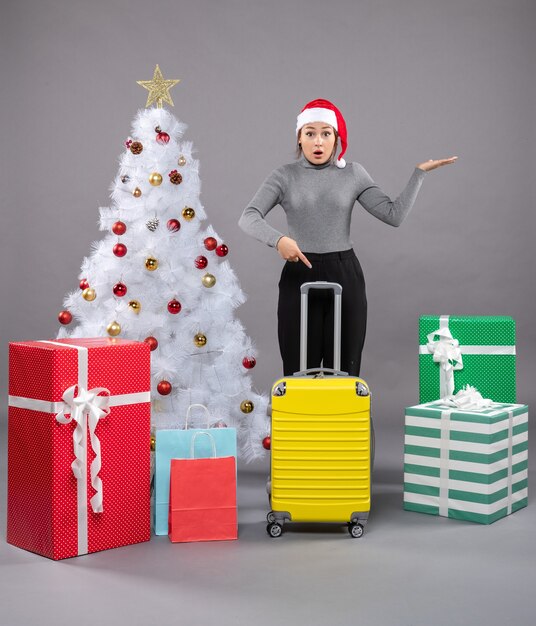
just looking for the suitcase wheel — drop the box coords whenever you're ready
[348,523,364,538]
[267,523,283,538]
[266,512,276,523]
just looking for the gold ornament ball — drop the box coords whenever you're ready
[240,400,254,414]
[194,333,207,347]
[145,257,159,271]
[133,187,142,198]
[150,434,156,452]
[129,299,142,314]
[149,172,163,186]
[82,287,97,301]
[107,320,121,337]
[178,155,187,167]
[201,273,216,288]
[182,206,195,221]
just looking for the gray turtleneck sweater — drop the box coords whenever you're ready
[238,155,427,253]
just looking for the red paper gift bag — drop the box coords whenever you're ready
[169,432,237,542]
[7,338,151,560]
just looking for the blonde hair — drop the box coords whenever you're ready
[296,127,339,162]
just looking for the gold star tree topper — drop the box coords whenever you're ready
[137,65,180,108]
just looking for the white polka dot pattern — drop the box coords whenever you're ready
[7,338,151,560]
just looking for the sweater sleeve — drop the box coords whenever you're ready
[355,164,426,227]
[238,168,286,248]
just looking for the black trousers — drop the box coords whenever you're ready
[277,249,367,377]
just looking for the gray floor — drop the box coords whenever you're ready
[1,420,535,626]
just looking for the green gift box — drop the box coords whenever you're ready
[404,400,528,524]
[419,315,516,403]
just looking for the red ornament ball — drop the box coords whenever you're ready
[113,243,127,257]
[58,310,72,325]
[167,299,182,314]
[262,436,271,450]
[194,255,208,269]
[144,336,158,351]
[157,380,172,395]
[167,218,181,232]
[79,278,89,290]
[112,221,127,236]
[156,131,170,145]
[204,237,217,251]
[216,244,229,257]
[242,356,256,369]
[113,282,127,297]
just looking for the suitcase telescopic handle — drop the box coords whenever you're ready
[293,368,347,378]
[299,282,343,374]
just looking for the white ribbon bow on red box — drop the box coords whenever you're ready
[55,384,111,514]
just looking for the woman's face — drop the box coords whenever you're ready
[299,122,336,165]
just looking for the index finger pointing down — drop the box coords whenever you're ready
[299,251,312,268]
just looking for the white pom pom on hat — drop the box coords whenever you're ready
[296,99,348,168]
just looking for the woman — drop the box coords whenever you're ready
[238,99,457,377]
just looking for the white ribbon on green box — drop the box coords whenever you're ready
[435,406,515,519]
[7,340,150,555]
[439,409,452,517]
[419,315,516,399]
[439,386,495,516]
[506,409,513,515]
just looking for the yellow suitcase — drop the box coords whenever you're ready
[267,282,371,538]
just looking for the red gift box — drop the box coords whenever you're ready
[7,338,151,560]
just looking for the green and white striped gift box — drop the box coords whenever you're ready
[404,400,528,524]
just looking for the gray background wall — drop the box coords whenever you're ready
[1,0,535,466]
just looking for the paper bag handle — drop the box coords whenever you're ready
[190,431,217,459]
[185,404,211,430]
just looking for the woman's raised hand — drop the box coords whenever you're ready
[416,156,458,172]
[276,236,312,268]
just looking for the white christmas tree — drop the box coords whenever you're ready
[57,66,269,460]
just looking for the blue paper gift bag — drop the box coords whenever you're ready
[154,404,237,535]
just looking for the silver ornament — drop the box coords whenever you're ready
[146,217,160,232]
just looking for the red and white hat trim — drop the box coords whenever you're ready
[296,108,338,134]
[296,99,347,168]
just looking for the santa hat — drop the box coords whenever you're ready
[296,99,347,168]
